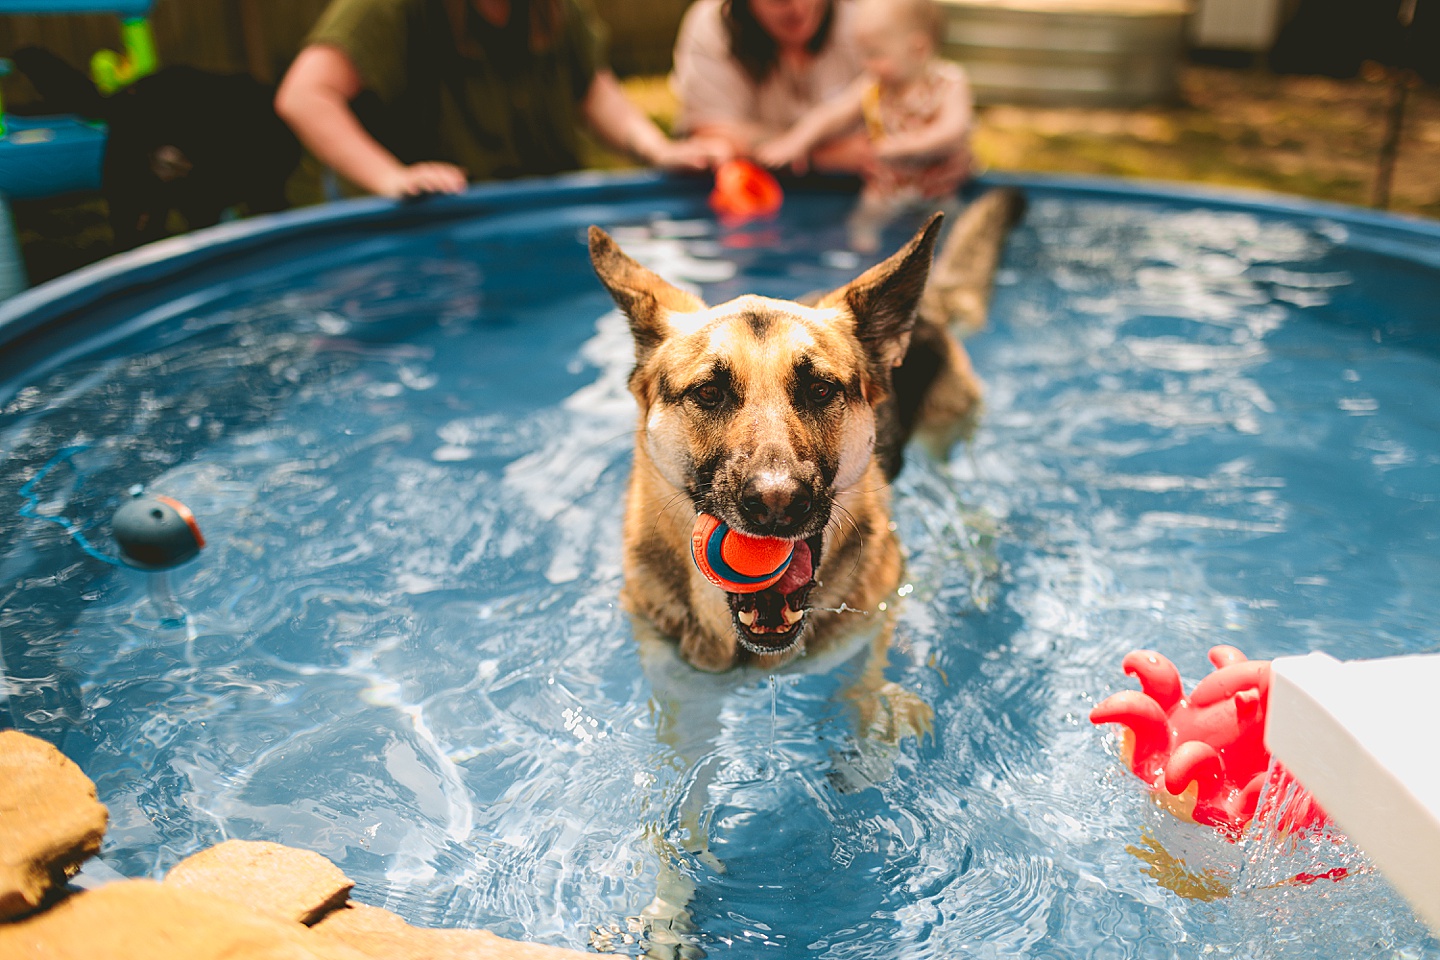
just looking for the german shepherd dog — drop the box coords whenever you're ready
[589,189,1022,676]
[587,192,1021,953]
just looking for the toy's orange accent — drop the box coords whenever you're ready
[709,159,783,225]
[154,494,205,549]
[719,529,793,577]
[1091,646,1328,840]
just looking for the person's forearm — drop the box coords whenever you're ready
[879,119,968,162]
[807,130,873,174]
[583,70,671,163]
[275,84,404,195]
[785,98,862,158]
[689,121,767,156]
[878,98,972,162]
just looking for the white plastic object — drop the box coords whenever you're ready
[1266,652,1440,936]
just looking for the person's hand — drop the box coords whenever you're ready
[754,133,810,173]
[649,136,735,171]
[873,136,915,162]
[808,131,876,177]
[914,146,974,199]
[869,161,901,195]
[379,162,468,198]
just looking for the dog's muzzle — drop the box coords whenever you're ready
[724,532,823,656]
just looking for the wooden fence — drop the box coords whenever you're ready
[0,0,690,107]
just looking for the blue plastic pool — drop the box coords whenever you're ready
[2,173,1438,958]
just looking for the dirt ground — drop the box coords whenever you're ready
[973,65,1440,219]
[624,64,1440,220]
[11,64,1439,287]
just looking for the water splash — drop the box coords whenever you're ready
[769,674,777,763]
[143,571,187,628]
[1244,759,1336,873]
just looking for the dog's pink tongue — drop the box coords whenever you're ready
[773,540,812,596]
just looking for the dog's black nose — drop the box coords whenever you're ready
[740,477,813,533]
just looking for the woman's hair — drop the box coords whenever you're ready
[722,0,837,84]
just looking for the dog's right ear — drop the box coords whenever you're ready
[814,214,942,372]
[589,226,706,364]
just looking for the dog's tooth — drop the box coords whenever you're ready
[782,606,804,625]
[738,609,757,626]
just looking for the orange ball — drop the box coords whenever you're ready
[691,513,794,593]
[720,528,793,577]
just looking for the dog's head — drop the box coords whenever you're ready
[590,216,941,656]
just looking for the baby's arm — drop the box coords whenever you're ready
[755,77,869,172]
[874,70,973,163]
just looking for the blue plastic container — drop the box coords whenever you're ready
[2,172,1438,959]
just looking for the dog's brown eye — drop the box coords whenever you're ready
[692,383,724,408]
[808,380,836,404]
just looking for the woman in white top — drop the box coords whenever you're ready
[670,0,874,173]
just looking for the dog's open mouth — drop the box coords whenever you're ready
[726,534,823,656]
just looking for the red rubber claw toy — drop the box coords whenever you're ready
[1090,645,1327,839]
[709,159,783,226]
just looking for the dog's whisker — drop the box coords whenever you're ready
[850,480,894,497]
[648,479,723,545]
[824,505,858,552]
[651,488,702,538]
[826,504,868,584]
[842,511,869,582]
[825,509,858,553]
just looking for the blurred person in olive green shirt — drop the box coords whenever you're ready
[277,0,730,197]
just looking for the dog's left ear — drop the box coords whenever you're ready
[589,226,706,364]
[817,213,943,369]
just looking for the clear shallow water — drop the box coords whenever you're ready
[1,189,1439,958]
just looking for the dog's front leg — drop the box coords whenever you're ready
[844,617,935,745]
[677,591,740,673]
[637,752,729,959]
[638,854,703,960]
[678,626,737,673]
[829,614,935,793]
[627,625,731,959]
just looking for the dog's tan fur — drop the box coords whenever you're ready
[620,303,905,673]
[589,192,1022,952]
[590,195,1019,673]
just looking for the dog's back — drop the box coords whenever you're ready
[882,186,1026,475]
[11,49,300,249]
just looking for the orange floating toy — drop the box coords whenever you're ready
[709,159,783,225]
[1090,645,1327,839]
[691,513,793,593]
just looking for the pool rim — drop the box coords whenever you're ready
[2,168,1438,358]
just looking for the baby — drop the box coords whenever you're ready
[756,0,974,252]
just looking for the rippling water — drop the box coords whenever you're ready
[2,190,1438,958]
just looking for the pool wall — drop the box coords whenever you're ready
[5,169,1440,954]
[5,170,1440,404]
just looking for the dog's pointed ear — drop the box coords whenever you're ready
[589,226,706,363]
[817,213,943,369]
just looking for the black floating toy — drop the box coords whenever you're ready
[112,494,206,570]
